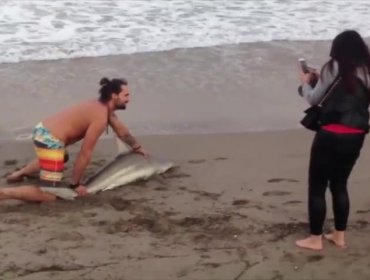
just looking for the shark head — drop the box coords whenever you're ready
[84,137,175,194]
[50,137,175,199]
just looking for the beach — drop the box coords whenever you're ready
[1,129,370,279]
[2,0,370,278]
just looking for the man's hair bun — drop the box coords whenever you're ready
[99,77,110,86]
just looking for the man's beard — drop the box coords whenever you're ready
[115,104,127,110]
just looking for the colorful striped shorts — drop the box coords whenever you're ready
[32,123,66,187]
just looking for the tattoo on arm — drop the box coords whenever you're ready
[122,133,139,148]
[108,112,140,149]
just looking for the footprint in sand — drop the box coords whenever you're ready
[195,191,221,201]
[155,186,168,191]
[281,252,295,262]
[47,231,84,242]
[83,211,98,218]
[307,255,324,262]
[267,178,299,183]
[213,157,228,161]
[179,186,222,200]
[3,159,17,166]
[202,262,221,268]
[232,199,250,206]
[282,200,302,205]
[354,220,370,229]
[109,197,132,211]
[356,209,370,214]
[3,217,30,226]
[188,159,206,164]
[262,191,292,197]
[176,268,189,278]
[164,210,178,216]
[103,219,128,234]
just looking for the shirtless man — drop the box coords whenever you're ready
[2,77,148,202]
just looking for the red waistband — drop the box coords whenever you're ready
[321,124,365,134]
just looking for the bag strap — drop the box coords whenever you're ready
[318,74,341,106]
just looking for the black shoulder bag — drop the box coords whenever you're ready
[300,75,341,131]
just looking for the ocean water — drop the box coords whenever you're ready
[1,0,370,64]
[1,1,370,138]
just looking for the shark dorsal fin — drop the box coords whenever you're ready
[115,137,130,156]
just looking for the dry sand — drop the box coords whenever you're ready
[1,129,370,279]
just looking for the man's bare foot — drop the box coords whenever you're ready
[295,235,323,251]
[0,190,9,200]
[324,231,347,248]
[6,171,26,183]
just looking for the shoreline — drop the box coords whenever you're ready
[1,36,370,66]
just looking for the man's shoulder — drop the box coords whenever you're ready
[79,99,107,116]
[72,100,108,127]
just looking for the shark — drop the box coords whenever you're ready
[47,138,175,200]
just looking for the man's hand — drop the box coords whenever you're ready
[74,185,88,197]
[133,146,149,158]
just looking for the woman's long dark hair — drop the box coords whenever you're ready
[321,30,370,92]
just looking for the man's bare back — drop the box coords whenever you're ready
[42,99,108,146]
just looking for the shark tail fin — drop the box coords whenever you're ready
[115,137,131,156]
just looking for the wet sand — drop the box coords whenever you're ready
[1,38,369,137]
[1,129,370,279]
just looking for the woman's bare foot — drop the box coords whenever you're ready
[295,235,323,251]
[324,231,347,248]
[6,170,26,183]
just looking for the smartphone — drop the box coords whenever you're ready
[298,58,309,73]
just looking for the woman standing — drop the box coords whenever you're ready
[296,30,370,250]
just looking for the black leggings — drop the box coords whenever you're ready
[308,129,365,235]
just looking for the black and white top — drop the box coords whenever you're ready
[301,61,370,105]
